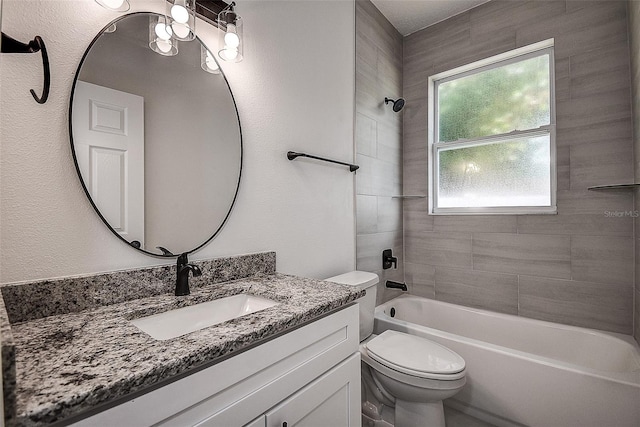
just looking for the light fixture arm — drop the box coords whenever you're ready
[221,1,236,14]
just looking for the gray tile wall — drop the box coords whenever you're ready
[355,0,404,304]
[630,0,640,344]
[403,0,634,334]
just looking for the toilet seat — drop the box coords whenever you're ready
[365,330,466,381]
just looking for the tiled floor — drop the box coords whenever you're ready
[362,404,496,427]
[444,405,497,427]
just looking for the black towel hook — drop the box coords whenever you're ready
[1,33,50,104]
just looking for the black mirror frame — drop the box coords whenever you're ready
[68,12,243,258]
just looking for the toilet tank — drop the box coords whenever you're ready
[325,271,379,341]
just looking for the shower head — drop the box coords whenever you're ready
[385,97,405,112]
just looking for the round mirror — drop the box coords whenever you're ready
[70,12,242,257]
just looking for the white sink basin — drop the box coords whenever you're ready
[130,294,279,340]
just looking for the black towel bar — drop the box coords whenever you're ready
[287,151,359,172]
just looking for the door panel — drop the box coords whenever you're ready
[73,81,145,246]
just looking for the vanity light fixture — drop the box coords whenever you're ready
[149,16,178,56]
[201,45,221,74]
[218,2,243,62]
[94,0,130,12]
[168,0,196,41]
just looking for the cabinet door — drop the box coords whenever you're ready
[265,353,361,427]
[245,416,266,427]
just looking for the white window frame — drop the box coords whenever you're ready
[427,39,557,215]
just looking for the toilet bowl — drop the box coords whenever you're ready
[325,271,467,427]
[361,331,466,426]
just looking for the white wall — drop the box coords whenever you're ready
[0,0,356,283]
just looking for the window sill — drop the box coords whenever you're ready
[430,207,557,215]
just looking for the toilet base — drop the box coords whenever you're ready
[395,399,445,427]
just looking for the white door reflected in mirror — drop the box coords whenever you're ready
[73,81,145,247]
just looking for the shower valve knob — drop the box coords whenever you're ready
[382,249,397,270]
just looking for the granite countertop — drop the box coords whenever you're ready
[5,272,362,426]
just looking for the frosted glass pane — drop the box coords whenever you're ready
[438,54,550,142]
[437,136,551,208]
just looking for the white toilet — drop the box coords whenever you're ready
[326,271,466,427]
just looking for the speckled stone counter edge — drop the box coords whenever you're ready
[1,252,276,324]
[0,295,16,425]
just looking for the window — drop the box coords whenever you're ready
[428,39,556,215]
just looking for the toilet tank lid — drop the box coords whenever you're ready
[325,271,379,289]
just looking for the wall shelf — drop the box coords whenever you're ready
[391,195,426,199]
[587,184,640,191]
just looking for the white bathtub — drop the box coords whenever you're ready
[374,295,640,427]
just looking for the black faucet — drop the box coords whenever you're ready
[386,280,408,291]
[175,253,202,296]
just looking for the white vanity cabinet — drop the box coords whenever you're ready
[72,304,360,427]
[205,353,359,427]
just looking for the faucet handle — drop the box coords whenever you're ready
[190,264,202,277]
[177,253,201,276]
[157,246,174,256]
[382,249,398,270]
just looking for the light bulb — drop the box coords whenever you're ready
[155,22,172,40]
[172,23,190,39]
[171,2,189,24]
[101,0,124,9]
[224,31,240,49]
[95,0,129,11]
[221,48,238,61]
[156,39,172,53]
[201,46,220,73]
